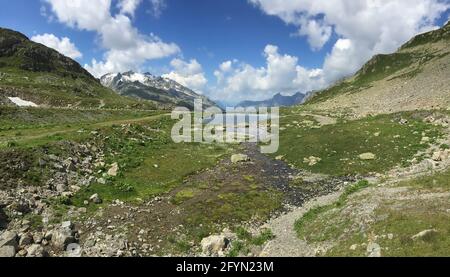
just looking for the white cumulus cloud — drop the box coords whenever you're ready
[209,45,325,104]
[249,0,450,82]
[163,58,208,94]
[148,0,167,18]
[31,33,82,59]
[118,0,142,17]
[43,0,180,77]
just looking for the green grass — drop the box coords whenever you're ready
[0,106,157,131]
[171,189,197,205]
[0,68,157,109]
[306,24,449,105]
[0,107,164,149]
[275,111,442,176]
[395,168,450,190]
[0,29,158,110]
[67,118,230,205]
[227,227,275,257]
[294,180,371,242]
[294,169,450,257]
[327,209,450,257]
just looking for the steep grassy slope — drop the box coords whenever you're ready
[0,28,157,109]
[306,22,450,116]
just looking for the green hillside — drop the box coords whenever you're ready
[0,28,157,109]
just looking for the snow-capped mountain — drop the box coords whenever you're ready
[100,71,216,109]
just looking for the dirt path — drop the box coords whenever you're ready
[259,192,342,257]
[300,113,338,126]
[0,113,169,146]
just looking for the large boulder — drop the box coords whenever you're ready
[201,235,230,257]
[366,242,381,257]
[0,230,18,249]
[0,245,16,257]
[411,229,438,240]
[26,244,46,257]
[52,222,76,251]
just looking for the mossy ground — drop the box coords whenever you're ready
[275,110,442,176]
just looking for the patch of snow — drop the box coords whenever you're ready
[8,97,38,107]
[123,72,148,84]
[100,73,119,87]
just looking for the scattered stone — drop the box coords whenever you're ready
[359,153,376,160]
[19,233,33,247]
[97,178,106,185]
[303,156,321,166]
[107,163,119,177]
[421,137,430,143]
[275,155,285,161]
[231,154,250,163]
[33,233,43,244]
[44,231,53,241]
[366,242,381,257]
[61,221,73,229]
[26,244,46,257]
[89,194,102,204]
[399,118,408,125]
[349,244,358,251]
[432,150,449,162]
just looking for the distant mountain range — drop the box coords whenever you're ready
[101,71,217,109]
[236,92,306,108]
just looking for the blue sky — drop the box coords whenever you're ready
[1,0,449,104]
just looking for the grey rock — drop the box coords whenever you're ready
[89,194,102,204]
[231,154,250,164]
[359,153,376,160]
[411,229,438,240]
[19,233,33,247]
[66,243,82,257]
[33,233,44,244]
[367,242,381,257]
[61,221,73,229]
[0,245,16,257]
[52,222,75,250]
[26,244,46,257]
[56,183,68,193]
[0,231,18,249]
[107,163,119,177]
[201,235,229,257]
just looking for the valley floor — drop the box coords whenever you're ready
[0,106,449,257]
